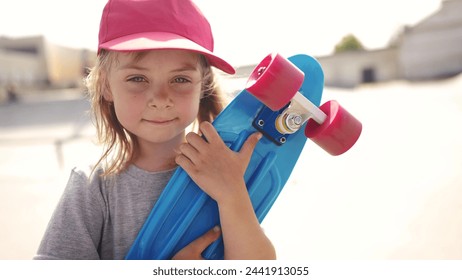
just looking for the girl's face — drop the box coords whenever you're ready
[106,50,202,147]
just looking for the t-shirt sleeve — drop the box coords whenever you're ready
[34,168,105,260]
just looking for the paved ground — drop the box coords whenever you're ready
[1,75,461,260]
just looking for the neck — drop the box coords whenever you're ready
[133,135,183,172]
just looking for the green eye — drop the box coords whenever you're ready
[173,77,190,83]
[128,76,146,83]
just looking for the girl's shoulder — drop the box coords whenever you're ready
[66,164,177,195]
[64,164,110,196]
[70,164,104,184]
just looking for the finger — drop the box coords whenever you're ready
[171,226,221,260]
[199,122,222,145]
[239,132,262,162]
[185,131,208,151]
[188,226,221,253]
[178,142,200,163]
[175,153,194,171]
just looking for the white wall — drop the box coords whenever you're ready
[318,48,400,88]
[400,0,462,80]
[0,49,42,86]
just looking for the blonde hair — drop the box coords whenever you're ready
[85,50,225,176]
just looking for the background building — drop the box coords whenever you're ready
[317,48,400,88]
[316,0,462,87]
[400,0,462,80]
[0,35,95,99]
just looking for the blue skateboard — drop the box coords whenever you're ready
[126,53,362,260]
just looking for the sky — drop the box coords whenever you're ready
[0,0,442,66]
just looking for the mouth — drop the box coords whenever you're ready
[143,118,177,125]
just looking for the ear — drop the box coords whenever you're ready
[102,89,113,102]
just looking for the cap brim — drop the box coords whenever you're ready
[99,32,235,74]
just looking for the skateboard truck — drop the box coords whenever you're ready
[253,104,291,145]
[247,53,362,155]
[275,91,326,135]
[252,90,327,145]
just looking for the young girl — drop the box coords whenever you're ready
[34,0,275,260]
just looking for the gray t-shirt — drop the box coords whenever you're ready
[34,164,175,260]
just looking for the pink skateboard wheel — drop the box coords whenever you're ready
[305,100,362,155]
[246,53,305,111]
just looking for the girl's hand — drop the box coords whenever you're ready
[175,121,275,260]
[176,121,261,203]
[172,226,221,260]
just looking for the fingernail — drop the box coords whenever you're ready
[256,133,263,140]
[213,225,221,232]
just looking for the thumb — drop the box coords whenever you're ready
[239,132,262,161]
[172,226,221,260]
[189,225,222,253]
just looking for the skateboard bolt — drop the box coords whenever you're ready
[257,119,265,127]
[293,115,303,125]
[283,114,303,133]
[279,137,287,144]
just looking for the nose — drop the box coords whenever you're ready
[148,85,173,109]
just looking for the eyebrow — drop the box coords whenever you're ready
[117,62,199,73]
[117,64,150,71]
[169,63,200,73]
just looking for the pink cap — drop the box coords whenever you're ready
[98,0,235,74]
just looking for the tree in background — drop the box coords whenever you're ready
[334,34,365,53]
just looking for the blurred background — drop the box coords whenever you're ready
[1,0,461,259]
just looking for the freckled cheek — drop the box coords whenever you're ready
[179,97,201,122]
[112,97,145,127]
